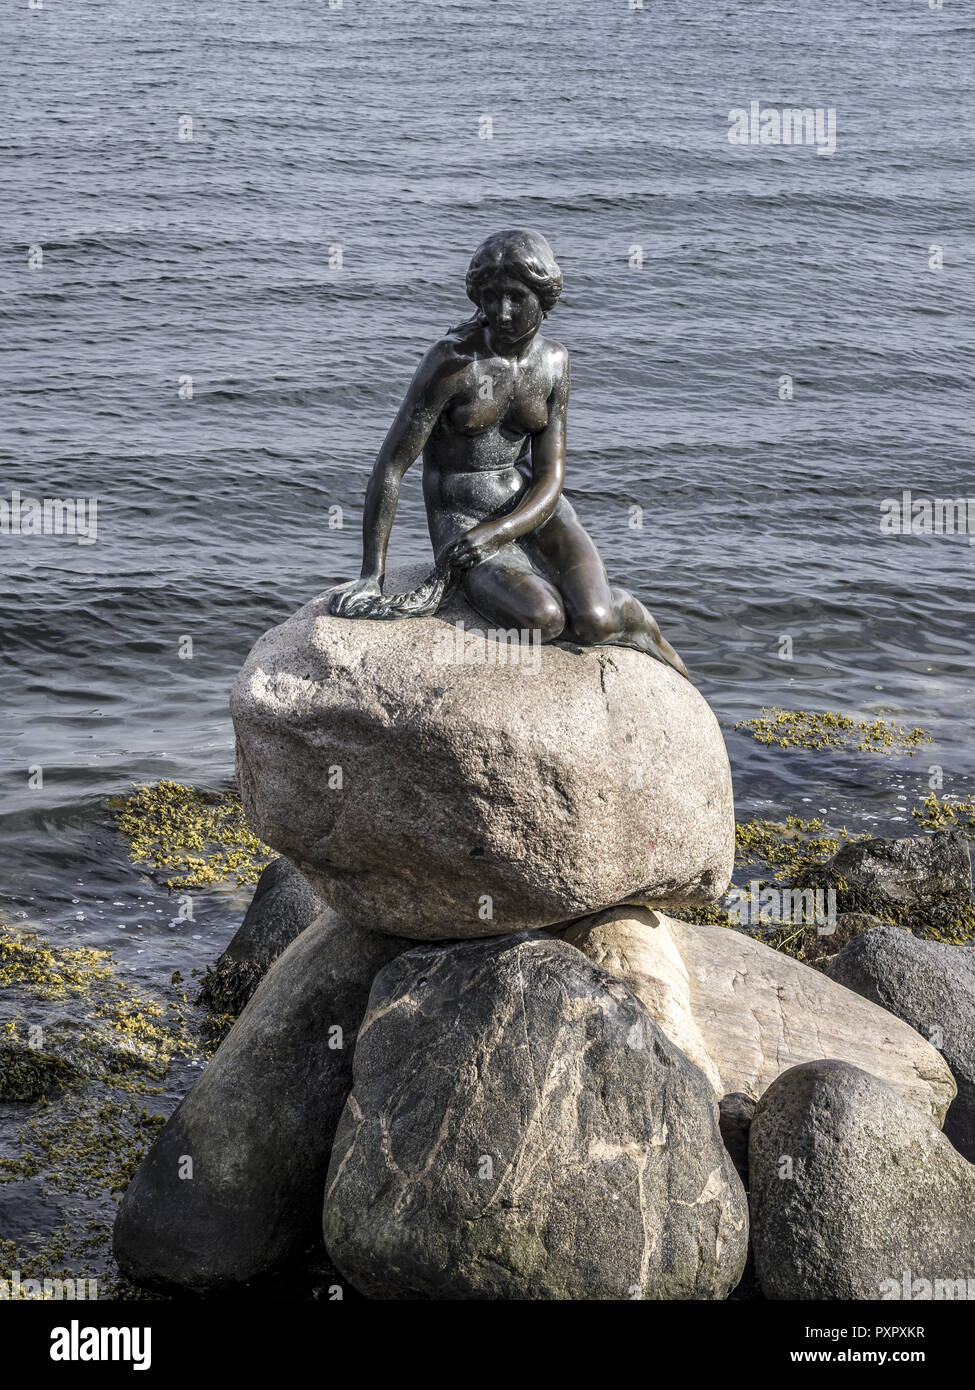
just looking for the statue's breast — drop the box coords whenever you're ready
[447,374,550,439]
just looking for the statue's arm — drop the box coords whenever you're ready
[358,345,457,581]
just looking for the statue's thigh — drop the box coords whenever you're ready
[527,498,614,620]
[463,547,565,632]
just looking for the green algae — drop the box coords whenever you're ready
[912,792,975,838]
[669,804,975,962]
[0,929,114,999]
[734,707,933,755]
[735,814,855,881]
[0,1021,79,1102]
[0,919,200,1297]
[109,779,273,890]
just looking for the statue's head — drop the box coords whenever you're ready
[466,229,562,346]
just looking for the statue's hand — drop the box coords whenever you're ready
[443,527,502,572]
[328,575,383,617]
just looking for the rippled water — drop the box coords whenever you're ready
[1,0,973,1030]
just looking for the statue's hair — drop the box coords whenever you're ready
[465,228,563,315]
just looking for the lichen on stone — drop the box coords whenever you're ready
[109,779,273,890]
[734,707,933,755]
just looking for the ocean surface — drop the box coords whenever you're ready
[1,0,973,1111]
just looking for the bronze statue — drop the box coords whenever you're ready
[328,229,688,678]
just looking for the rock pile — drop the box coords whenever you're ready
[113,582,975,1299]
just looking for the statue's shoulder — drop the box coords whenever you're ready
[440,316,482,358]
[537,334,569,381]
[412,326,476,391]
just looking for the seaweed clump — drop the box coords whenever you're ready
[670,808,975,964]
[912,792,975,838]
[734,707,932,755]
[109,779,273,890]
[0,921,196,1297]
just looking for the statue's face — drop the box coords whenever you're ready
[478,272,544,348]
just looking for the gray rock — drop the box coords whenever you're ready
[828,926,975,1161]
[825,829,972,912]
[198,856,325,1016]
[231,566,735,940]
[322,933,748,1300]
[749,1060,975,1300]
[114,911,410,1293]
[718,1092,755,1189]
[716,1094,762,1299]
[560,908,955,1123]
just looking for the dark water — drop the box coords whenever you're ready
[1,0,973,1020]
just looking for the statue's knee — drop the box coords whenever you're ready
[526,595,565,643]
[572,604,618,645]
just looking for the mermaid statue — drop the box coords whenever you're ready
[327,228,688,678]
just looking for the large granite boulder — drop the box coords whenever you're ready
[560,908,955,1122]
[231,567,734,940]
[322,933,748,1300]
[198,856,325,1016]
[828,927,975,1161]
[114,911,410,1293]
[749,1060,975,1300]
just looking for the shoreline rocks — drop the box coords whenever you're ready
[828,926,975,1161]
[113,911,411,1293]
[198,857,325,1017]
[322,933,748,1300]
[749,1060,975,1300]
[560,908,955,1123]
[231,566,735,940]
[816,828,973,915]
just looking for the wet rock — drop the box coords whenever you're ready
[822,829,973,913]
[560,907,955,1122]
[198,857,326,1016]
[231,566,735,940]
[828,926,975,1161]
[114,912,410,1293]
[323,933,748,1300]
[749,1060,975,1300]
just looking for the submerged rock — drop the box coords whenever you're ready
[828,926,975,1161]
[198,856,325,1016]
[114,911,410,1293]
[559,908,955,1122]
[749,1060,975,1300]
[323,933,748,1300]
[231,566,735,940]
